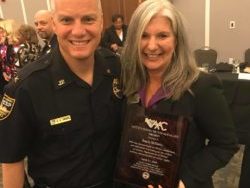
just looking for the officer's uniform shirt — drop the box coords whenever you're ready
[0,47,123,187]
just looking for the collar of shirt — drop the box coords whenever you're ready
[49,35,58,49]
[49,47,114,91]
[139,86,169,108]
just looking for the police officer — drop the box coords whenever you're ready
[0,0,122,187]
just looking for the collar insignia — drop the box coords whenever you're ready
[58,79,65,86]
[112,78,122,99]
[0,94,15,120]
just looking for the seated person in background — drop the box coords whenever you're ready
[34,9,57,56]
[15,24,41,68]
[100,14,127,54]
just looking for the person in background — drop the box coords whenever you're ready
[34,9,57,56]
[100,14,127,54]
[118,0,238,188]
[15,24,41,68]
[0,0,122,188]
[0,26,17,83]
[0,26,6,44]
[0,26,8,95]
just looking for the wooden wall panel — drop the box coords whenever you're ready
[121,0,141,25]
[101,0,121,30]
[101,0,143,30]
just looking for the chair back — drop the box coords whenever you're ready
[194,47,217,68]
[244,48,250,64]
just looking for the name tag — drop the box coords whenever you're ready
[50,115,71,126]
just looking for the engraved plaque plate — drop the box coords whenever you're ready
[115,107,188,188]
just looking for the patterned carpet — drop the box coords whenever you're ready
[0,145,244,188]
[213,145,244,188]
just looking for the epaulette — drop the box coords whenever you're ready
[5,54,52,96]
[97,47,116,58]
[97,47,121,76]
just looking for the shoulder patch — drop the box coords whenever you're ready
[0,94,15,120]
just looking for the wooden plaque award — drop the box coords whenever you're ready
[114,107,188,188]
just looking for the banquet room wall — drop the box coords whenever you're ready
[1,0,250,67]
[100,0,144,31]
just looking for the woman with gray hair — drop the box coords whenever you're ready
[115,0,238,188]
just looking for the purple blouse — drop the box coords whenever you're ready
[139,86,171,108]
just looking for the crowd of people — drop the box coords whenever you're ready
[0,0,239,188]
[0,10,57,97]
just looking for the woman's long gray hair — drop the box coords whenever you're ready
[121,0,199,100]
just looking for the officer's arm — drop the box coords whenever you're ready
[2,160,25,188]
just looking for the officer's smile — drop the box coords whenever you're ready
[70,40,90,46]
